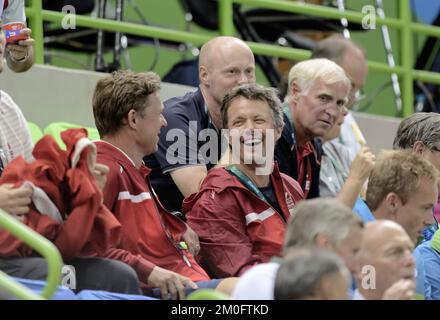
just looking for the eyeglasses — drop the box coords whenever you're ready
[431,146,440,153]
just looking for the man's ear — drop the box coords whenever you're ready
[199,65,209,86]
[290,81,301,103]
[384,192,402,220]
[413,141,426,155]
[126,109,137,129]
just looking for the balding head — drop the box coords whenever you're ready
[198,36,255,129]
[357,220,415,299]
[361,221,412,256]
[312,35,368,109]
[199,36,252,68]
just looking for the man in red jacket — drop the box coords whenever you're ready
[183,84,305,278]
[93,70,230,300]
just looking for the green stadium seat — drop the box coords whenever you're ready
[186,289,229,300]
[27,121,44,144]
[43,122,100,150]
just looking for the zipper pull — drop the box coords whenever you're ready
[182,253,192,268]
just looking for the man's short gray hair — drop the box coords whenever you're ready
[284,58,351,103]
[283,198,363,254]
[393,112,440,150]
[274,248,347,300]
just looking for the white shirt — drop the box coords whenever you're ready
[0,90,33,164]
[231,262,280,300]
[334,112,366,163]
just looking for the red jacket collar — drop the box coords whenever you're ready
[95,140,152,176]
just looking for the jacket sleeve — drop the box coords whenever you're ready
[102,247,156,284]
[51,166,104,261]
[186,190,262,278]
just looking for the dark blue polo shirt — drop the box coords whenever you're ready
[144,89,224,212]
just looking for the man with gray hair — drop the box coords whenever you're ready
[393,112,440,173]
[392,112,440,236]
[232,198,363,299]
[274,58,351,199]
[393,112,440,299]
[274,248,350,300]
[311,35,368,161]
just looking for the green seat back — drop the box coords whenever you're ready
[43,122,100,150]
[27,121,44,144]
[186,289,229,300]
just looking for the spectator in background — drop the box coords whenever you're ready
[274,248,350,300]
[2,0,35,72]
[0,128,142,295]
[353,150,439,244]
[393,112,440,299]
[319,105,375,208]
[414,228,440,299]
[232,198,363,299]
[183,84,304,278]
[392,112,440,226]
[311,35,368,161]
[0,24,107,221]
[0,18,32,218]
[355,220,416,300]
[275,58,351,198]
[145,36,255,212]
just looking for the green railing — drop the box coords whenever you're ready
[25,0,440,117]
[0,209,63,299]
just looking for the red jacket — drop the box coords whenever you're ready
[0,129,121,261]
[182,164,304,278]
[96,141,210,283]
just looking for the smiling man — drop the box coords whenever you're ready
[275,58,351,199]
[183,84,304,278]
[93,70,229,300]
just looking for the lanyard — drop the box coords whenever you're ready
[225,165,297,219]
[226,165,268,203]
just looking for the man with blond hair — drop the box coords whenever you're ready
[145,36,256,212]
[275,58,351,198]
[354,150,439,243]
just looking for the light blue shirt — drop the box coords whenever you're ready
[353,197,376,223]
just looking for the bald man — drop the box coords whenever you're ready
[145,36,255,212]
[312,35,368,161]
[354,220,416,300]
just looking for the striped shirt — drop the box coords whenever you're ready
[0,90,33,166]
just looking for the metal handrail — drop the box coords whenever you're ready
[25,0,440,117]
[0,209,63,299]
